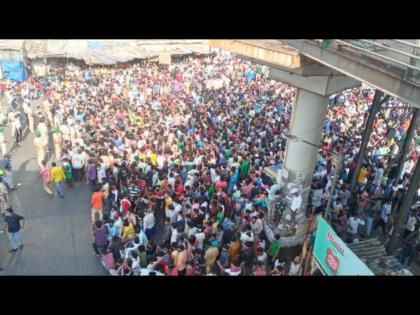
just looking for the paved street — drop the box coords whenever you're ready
[0,98,106,275]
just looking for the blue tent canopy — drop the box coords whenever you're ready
[0,60,26,82]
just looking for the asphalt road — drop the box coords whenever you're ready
[0,97,106,275]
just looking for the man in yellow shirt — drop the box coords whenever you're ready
[150,151,157,167]
[50,161,65,198]
[357,164,368,192]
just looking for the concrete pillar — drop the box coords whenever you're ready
[276,89,328,243]
[284,89,328,177]
[268,66,360,246]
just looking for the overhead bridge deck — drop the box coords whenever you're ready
[209,39,420,107]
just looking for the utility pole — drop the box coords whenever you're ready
[324,151,343,220]
[350,90,387,195]
[387,157,420,253]
[394,108,419,182]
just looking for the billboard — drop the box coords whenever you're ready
[313,217,373,276]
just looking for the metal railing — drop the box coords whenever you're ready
[334,40,420,72]
[313,40,420,84]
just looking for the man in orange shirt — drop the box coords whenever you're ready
[91,186,104,223]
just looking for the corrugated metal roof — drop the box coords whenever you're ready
[348,238,413,276]
[0,40,24,50]
[8,40,209,65]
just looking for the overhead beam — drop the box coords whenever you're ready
[209,40,304,69]
[280,40,420,108]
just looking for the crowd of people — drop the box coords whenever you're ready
[1,51,302,275]
[1,48,419,274]
[310,85,420,261]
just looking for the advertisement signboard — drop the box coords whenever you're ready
[313,217,373,276]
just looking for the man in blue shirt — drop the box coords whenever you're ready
[228,167,239,196]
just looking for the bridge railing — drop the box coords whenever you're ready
[312,40,420,85]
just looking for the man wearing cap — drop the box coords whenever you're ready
[0,127,7,157]
[52,128,62,161]
[37,117,48,140]
[33,131,47,167]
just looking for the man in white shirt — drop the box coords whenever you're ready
[167,172,176,191]
[240,230,254,245]
[71,149,85,182]
[251,216,263,236]
[347,212,365,243]
[170,223,179,245]
[290,189,302,213]
[193,228,205,251]
[374,200,392,236]
[143,210,155,239]
[403,210,418,239]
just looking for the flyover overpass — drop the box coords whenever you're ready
[210,40,420,107]
[209,39,420,245]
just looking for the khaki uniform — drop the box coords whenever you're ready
[69,126,77,147]
[0,133,6,157]
[0,110,6,125]
[60,124,70,143]
[53,114,61,129]
[37,122,48,139]
[24,106,35,133]
[0,182,8,215]
[52,133,62,161]
[43,100,53,125]
[34,137,47,167]
[7,112,15,137]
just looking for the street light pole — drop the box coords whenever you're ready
[324,151,343,220]
[395,108,419,182]
[350,90,387,195]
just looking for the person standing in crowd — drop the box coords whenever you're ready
[33,131,47,167]
[0,127,7,157]
[3,207,25,253]
[374,199,392,238]
[52,128,62,161]
[5,50,418,276]
[39,160,53,197]
[3,151,17,190]
[12,113,22,146]
[92,221,109,257]
[50,161,65,198]
[347,212,365,243]
[86,159,97,192]
[0,177,8,215]
[62,158,74,190]
[91,187,104,223]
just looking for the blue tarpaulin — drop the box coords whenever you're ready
[0,60,26,82]
[89,42,104,50]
